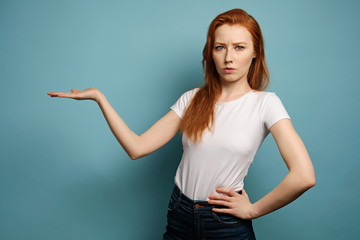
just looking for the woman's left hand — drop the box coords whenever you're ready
[208,188,255,220]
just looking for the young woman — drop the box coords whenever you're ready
[48,8,315,240]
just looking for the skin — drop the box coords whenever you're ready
[212,24,255,101]
[47,24,315,220]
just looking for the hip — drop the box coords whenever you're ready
[163,185,256,240]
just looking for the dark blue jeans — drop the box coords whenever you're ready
[163,185,256,240]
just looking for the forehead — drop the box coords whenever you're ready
[214,24,253,44]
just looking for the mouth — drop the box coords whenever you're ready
[223,67,235,73]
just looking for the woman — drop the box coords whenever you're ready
[48,8,315,240]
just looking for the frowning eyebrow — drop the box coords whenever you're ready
[214,42,248,45]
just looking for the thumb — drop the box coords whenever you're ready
[241,188,249,198]
[71,89,80,93]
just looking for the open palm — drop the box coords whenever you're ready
[47,88,100,101]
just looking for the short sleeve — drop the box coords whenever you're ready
[261,92,291,131]
[170,88,199,119]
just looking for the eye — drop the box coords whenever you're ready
[215,45,225,50]
[235,46,244,50]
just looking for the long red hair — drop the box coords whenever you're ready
[180,9,270,143]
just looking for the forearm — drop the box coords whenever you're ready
[95,91,141,159]
[251,172,315,219]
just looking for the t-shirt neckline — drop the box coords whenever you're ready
[216,90,255,105]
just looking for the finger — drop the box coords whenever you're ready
[52,92,75,98]
[71,89,80,93]
[208,194,231,201]
[212,207,232,214]
[48,92,68,96]
[208,199,231,207]
[48,92,61,96]
[48,92,63,97]
[216,188,238,197]
[58,94,78,99]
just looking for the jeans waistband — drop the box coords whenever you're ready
[172,185,243,212]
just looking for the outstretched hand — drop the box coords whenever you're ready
[208,187,255,220]
[47,88,100,101]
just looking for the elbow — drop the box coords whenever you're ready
[302,175,316,190]
[306,168,316,189]
[129,151,144,160]
[129,155,138,160]
[291,171,316,190]
[291,163,316,190]
[128,137,144,160]
[306,176,316,189]
[128,151,140,160]
[129,152,142,160]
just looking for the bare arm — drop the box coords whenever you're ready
[208,118,316,219]
[48,88,181,160]
[249,118,316,218]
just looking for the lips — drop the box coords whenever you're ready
[223,67,235,73]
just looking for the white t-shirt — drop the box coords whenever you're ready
[170,88,291,201]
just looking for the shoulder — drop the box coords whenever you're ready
[251,90,278,103]
[178,87,200,101]
[183,87,200,97]
[252,90,276,97]
[171,87,200,119]
[249,90,288,113]
[171,87,200,107]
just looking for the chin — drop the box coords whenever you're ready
[220,76,240,83]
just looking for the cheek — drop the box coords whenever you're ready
[212,54,222,69]
[238,54,254,67]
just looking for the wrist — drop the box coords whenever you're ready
[249,203,260,219]
[94,90,104,103]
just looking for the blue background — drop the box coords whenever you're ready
[1,0,359,239]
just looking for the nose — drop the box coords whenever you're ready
[225,49,233,63]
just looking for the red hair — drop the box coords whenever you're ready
[180,8,270,143]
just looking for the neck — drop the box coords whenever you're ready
[220,79,252,98]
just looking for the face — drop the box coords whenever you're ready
[212,24,256,85]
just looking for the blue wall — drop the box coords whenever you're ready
[1,0,359,239]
